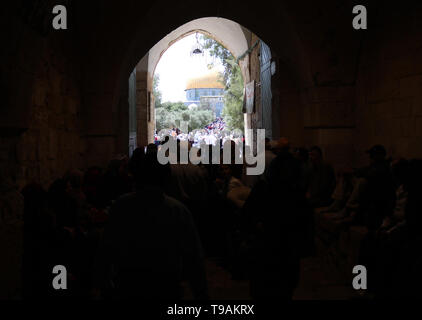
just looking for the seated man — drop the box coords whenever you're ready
[327,145,395,230]
[350,145,395,230]
[379,158,409,233]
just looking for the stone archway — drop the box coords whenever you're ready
[133,17,256,148]
[3,0,370,187]
[101,1,312,166]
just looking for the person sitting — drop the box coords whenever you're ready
[368,159,422,298]
[319,165,354,215]
[379,158,409,233]
[352,145,396,230]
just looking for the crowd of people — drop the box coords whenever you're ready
[21,135,422,299]
[204,117,226,132]
[315,145,422,298]
[154,118,244,148]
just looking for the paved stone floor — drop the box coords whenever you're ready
[205,259,251,300]
[293,256,358,300]
[182,224,365,300]
[183,252,359,300]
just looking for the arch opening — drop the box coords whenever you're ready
[127,17,276,155]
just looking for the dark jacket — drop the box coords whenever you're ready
[93,187,208,299]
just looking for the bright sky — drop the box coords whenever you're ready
[154,34,224,103]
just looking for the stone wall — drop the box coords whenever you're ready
[14,40,83,189]
[3,0,422,299]
[354,4,422,166]
[1,10,83,191]
[248,33,262,151]
[276,61,305,148]
[136,54,155,147]
[0,1,83,299]
[301,85,356,170]
[276,1,422,169]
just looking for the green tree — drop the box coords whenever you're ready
[200,35,244,132]
[153,74,162,108]
[161,101,187,113]
[222,57,244,131]
[201,35,234,87]
[155,101,214,132]
[188,109,214,130]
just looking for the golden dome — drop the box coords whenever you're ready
[185,70,224,90]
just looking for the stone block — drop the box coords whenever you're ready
[32,80,49,107]
[391,117,401,137]
[375,116,392,138]
[412,94,422,116]
[415,117,422,137]
[393,138,411,158]
[392,97,412,117]
[399,75,422,98]
[303,103,319,127]
[400,117,415,137]
[48,129,58,160]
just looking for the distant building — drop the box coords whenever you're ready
[184,70,225,117]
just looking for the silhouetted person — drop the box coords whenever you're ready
[83,167,104,208]
[22,183,55,298]
[306,146,336,208]
[128,147,145,180]
[357,145,396,296]
[49,172,97,298]
[355,145,396,229]
[293,147,312,191]
[146,143,158,156]
[93,151,208,300]
[370,159,422,298]
[379,158,409,232]
[100,157,132,206]
[242,146,314,300]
